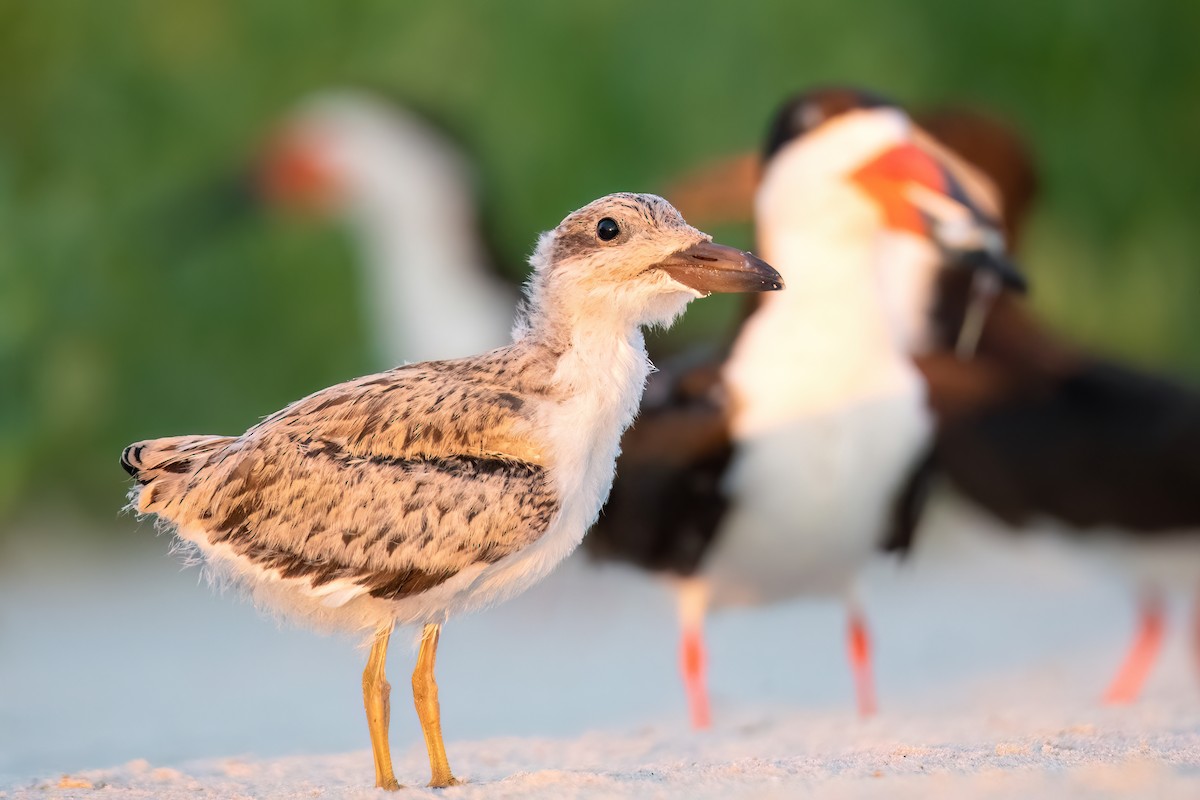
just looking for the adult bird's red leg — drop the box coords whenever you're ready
[677,579,712,729]
[847,609,877,717]
[1104,591,1166,705]
[681,626,711,729]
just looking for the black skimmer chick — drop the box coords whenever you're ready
[120,193,781,789]
[261,90,516,363]
[589,89,1024,727]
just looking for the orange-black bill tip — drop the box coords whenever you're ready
[958,249,1028,293]
[658,240,783,294]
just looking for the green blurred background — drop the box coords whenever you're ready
[2,0,1199,536]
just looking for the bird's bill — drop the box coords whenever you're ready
[663,152,759,226]
[258,128,339,211]
[852,142,1027,293]
[656,240,783,294]
[850,142,948,237]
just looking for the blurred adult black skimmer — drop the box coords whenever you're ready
[819,95,1200,707]
[589,88,1025,726]
[608,85,1200,716]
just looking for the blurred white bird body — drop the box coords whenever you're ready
[711,229,932,604]
[588,89,1023,726]
[706,109,958,606]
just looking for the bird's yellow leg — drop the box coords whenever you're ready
[413,623,460,788]
[362,626,402,790]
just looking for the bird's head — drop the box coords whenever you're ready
[759,86,1025,293]
[259,90,472,219]
[519,193,782,335]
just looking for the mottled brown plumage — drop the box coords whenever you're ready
[122,194,779,634]
[125,348,561,607]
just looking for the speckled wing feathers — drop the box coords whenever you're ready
[253,353,552,465]
[124,348,561,601]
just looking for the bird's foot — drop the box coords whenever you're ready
[376,776,403,791]
[427,774,462,788]
[848,611,878,717]
[1103,595,1165,705]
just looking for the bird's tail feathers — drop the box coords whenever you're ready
[120,435,234,514]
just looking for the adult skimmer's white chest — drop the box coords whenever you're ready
[705,231,934,604]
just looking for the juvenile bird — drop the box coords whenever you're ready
[120,193,781,789]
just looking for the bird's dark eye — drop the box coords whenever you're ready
[596,217,620,241]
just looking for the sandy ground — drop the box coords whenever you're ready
[13,702,1200,799]
[2,498,1199,797]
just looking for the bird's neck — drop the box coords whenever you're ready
[470,310,655,602]
[519,298,653,511]
[725,229,921,434]
[523,301,653,423]
[345,163,514,365]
